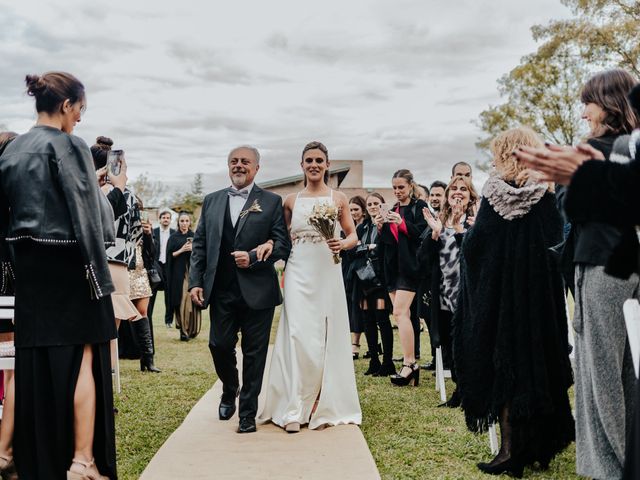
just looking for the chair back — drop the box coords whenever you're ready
[623,299,640,378]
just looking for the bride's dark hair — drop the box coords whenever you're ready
[301,141,330,185]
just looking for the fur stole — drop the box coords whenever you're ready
[482,175,548,221]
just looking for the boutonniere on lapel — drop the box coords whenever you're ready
[239,199,262,219]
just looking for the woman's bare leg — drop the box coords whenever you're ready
[72,344,96,463]
[0,370,15,459]
[390,290,416,371]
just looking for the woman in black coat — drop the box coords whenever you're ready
[167,212,200,341]
[376,169,428,386]
[515,87,640,478]
[455,127,575,477]
[350,193,395,376]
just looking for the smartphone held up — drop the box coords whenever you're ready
[106,150,124,180]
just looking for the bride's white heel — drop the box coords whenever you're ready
[285,422,301,433]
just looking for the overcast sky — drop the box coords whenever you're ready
[0,0,571,195]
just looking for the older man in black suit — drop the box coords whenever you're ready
[189,145,290,434]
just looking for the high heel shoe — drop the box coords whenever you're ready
[140,355,161,373]
[390,363,419,386]
[0,454,17,480]
[477,458,524,478]
[352,343,360,360]
[67,458,109,480]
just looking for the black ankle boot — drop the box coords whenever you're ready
[133,318,161,373]
[364,357,381,375]
[376,310,394,367]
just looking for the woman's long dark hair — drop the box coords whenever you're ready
[581,69,640,137]
[348,195,369,223]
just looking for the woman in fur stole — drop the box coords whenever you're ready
[454,127,575,477]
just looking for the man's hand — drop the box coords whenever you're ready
[190,287,205,307]
[142,221,152,235]
[231,251,250,268]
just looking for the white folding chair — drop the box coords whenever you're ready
[112,338,121,394]
[623,299,640,378]
[434,347,451,403]
[488,424,499,454]
[0,297,16,420]
[0,297,16,372]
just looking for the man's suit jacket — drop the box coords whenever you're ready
[189,185,290,310]
[153,226,176,262]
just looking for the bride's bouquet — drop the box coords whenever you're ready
[307,203,341,264]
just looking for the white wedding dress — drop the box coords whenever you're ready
[259,191,362,429]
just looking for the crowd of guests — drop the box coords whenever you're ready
[0,65,638,479]
[340,68,640,479]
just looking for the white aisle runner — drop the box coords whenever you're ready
[140,348,380,480]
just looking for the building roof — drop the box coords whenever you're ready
[257,165,351,189]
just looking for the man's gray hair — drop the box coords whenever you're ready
[228,145,261,164]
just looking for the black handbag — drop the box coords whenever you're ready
[355,259,377,282]
[355,258,382,294]
[147,268,162,288]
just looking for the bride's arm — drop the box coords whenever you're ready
[327,192,357,253]
[283,193,295,232]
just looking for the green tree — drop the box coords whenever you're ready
[131,172,170,207]
[477,0,640,152]
[170,173,205,214]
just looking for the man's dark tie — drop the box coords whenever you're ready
[227,188,249,199]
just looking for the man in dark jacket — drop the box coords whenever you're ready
[148,209,175,327]
[189,145,290,434]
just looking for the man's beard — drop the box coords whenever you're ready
[231,173,247,187]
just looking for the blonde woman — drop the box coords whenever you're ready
[418,175,478,407]
[454,127,574,477]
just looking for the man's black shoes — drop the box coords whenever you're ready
[218,390,238,420]
[237,417,256,433]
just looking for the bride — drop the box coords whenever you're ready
[259,141,362,433]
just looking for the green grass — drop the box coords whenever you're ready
[115,294,578,479]
[114,297,216,479]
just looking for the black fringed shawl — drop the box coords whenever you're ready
[454,177,575,467]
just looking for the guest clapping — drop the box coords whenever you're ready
[376,169,428,386]
[418,175,478,406]
[454,127,574,477]
[167,213,201,341]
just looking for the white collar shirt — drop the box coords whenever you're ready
[159,226,171,264]
[228,182,254,227]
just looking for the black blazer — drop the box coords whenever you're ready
[189,185,291,310]
[380,198,429,286]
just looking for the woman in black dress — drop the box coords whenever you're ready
[354,193,394,376]
[0,73,117,479]
[167,213,201,341]
[376,169,428,386]
[454,127,575,477]
[344,196,367,359]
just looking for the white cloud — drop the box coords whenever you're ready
[0,0,572,195]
